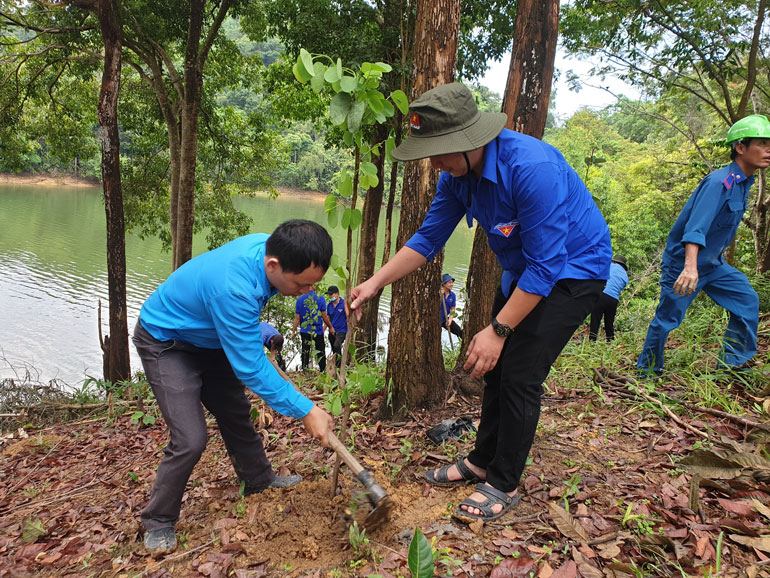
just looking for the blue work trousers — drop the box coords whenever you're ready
[637,263,758,375]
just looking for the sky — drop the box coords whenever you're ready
[480,49,641,122]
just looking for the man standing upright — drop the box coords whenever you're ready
[326,285,349,367]
[637,115,770,377]
[292,286,333,372]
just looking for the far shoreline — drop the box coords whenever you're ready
[0,172,328,202]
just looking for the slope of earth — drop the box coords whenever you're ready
[2,366,770,578]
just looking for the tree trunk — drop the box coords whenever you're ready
[455,0,559,371]
[384,0,460,415]
[172,0,204,269]
[355,123,389,360]
[97,0,130,382]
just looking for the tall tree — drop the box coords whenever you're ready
[384,0,461,413]
[456,0,560,373]
[97,0,130,382]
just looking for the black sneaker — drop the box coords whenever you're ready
[144,527,177,557]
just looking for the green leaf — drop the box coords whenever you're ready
[335,266,349,279]
[142,413,156,425]
[330,93,353,126]
[347,100,366,133]
[341,207,352,229]
[360,374,376,395]
[382,100,395,117]
[390,90,409,114]
[340,75,358,93]
[339,173,353,198]
[343,132,354,146]
[349,209,362,230]
[361,161,377,176]
[299,48,315,77]
[310,62,326,92]
[331,395,343,416]
[408,528,434,578]
[385,136,395,160]
[372,62,392,73]
[330,254,340,269]
[325,193,338,213]
[336,57,343,79]
[22,516,46,544]
[327,207,339,228]
[292,61,311,83]
[324,66,340,83]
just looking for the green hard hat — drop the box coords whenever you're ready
[726,114,770,145]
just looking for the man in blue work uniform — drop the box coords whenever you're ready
[589,255,629,341]
[637,115,770,377]
[292,286,333,372]
[326,285,349,367]
[259,321,287,371]
[350,83,611,523]
[440,273,463,339]
[133,219,335,556]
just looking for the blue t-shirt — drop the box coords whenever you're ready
[603,262,628,301]
[662,162,754,274]
[259,322,280,348]
[295,290,326,334]
[440,291,456,324]
[405,129,611,297]
[327,297,348,332]
[138,234,313,419]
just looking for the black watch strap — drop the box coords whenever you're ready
[491,317,512,337]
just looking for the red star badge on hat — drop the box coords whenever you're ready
[410,113,420,131]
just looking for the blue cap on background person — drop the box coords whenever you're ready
[442,273,454,285]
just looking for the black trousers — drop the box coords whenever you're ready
[467,279,604,492]
[132,323,274,531]
[589,293,619,341]
[440,320,464,339]
[300,332,326,372]
[329,332,347,367]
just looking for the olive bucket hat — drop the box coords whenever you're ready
[392,83,508,161]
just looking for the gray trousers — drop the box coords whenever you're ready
[133,322,275,531]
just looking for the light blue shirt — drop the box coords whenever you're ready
[603,262,628,301]
[139,234,313,419]
[405,129,611,297]
[663,162,754,273]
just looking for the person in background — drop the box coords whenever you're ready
[132,219,335,556]
[637,115,770,377]
[326,285,349,367]
[440,273,464,339]
[349,83,611,523]
[589,255,628,341]
[292,285,334,372]
[259,321,287,371]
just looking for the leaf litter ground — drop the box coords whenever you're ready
[3,347,770,577]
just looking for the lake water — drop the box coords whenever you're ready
[0,184,474,385]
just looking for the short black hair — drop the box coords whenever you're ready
[265,219,333,274]
[731,138,753,160]
[269,334,284,353]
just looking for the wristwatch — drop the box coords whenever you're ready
[491,317,512,338]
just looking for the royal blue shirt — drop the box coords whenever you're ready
[440,291,456,324]
[259,322,280,349]
[295,290,326,334]
[405,129,611,297]
[603,262,628,301]
[138,234,313,419]
[662,162,754,273]
[327,297,348,333]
